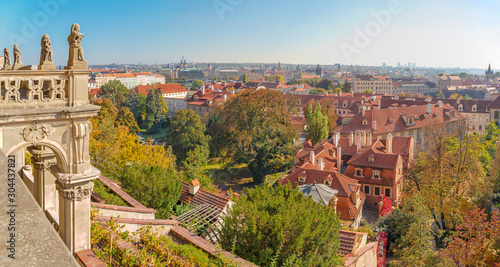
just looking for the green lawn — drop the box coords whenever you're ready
[139,128,167,142]
[204,160,255,193]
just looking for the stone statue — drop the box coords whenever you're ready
[39,34,56,70]
[12,44,23,69]
[13,44,21,64]
[40,34,53,62]
[67,23,86,62]
[3,48,11,69]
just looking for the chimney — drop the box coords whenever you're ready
[310,150,315,164]
[362,131,367,147]
[337,146,342,172]
[367,132,373,146]
[351,189,360,207]
[201,85,205,95]
[373,120,377,132]
[189,179,200,195]
[318,158,324,171]
[334,131,340,146]
[386,133,393,154]
[438,100,443,107]
[349,131,354,146]
[427,103,432,114]
[331,195,338,213]
[356,131,362,153]
[223,94,227,102]
[378,98,381,108]
[362,106,366,117]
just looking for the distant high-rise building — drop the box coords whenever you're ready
[397,62,401,68]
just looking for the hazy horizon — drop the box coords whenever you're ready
[1,0,499,70]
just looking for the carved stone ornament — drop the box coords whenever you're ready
[20,121,54,145]
[56,182,93,201]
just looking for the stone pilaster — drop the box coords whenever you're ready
[56,180,94,254]
[30,148,57,211]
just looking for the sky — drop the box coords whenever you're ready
[0,0,499,69]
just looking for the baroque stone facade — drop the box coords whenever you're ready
[0,24,100,255]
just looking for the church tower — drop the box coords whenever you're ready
[486,63,494,81]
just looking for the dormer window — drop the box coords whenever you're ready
[368,155,375,162]
[324,176,332,186]
[298,172,306,183]
[362,119,368,125]
[472,105,477,112]
[372,170,381,180]
[343,101,348,108]
[458,104,463,112]
[389,117,394,123]
[408,117,414,125]
[354,168,363,177]
[334,101,339,107]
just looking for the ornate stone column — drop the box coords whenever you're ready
[56,179,95,254]
[30,147,57,212]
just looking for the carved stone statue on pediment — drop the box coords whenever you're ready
[3,48,12,70]
[39,34,56,70]
[12,44,23,70]
[66,23,87,69]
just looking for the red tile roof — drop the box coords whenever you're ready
[179,181,230,211]
[280,168,365,221]
[333,104,465,135]
[134,84,188,95]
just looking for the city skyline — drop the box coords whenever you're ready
[0,0,499,69]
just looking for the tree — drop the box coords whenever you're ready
[116,107,140,133]
[363,89,373,94]
[304,99,338,131]
[309,88,326,95]
[121,163,182,219]
[207,89,298,183]
[306,104,328,145]
[218,184,344,267]
[304,77,321,87]
[190,79,203,91]
[144,88,168,133]
[341,82,351,93]
[241,73,249,83]
[182,146,217,193]
[441,207,500,266]
[124,91,140,119]
[391,194,434,266]
[406,123,492,234]
[98,80,129,109]
[458,72,467,79]
[436,90,445,99]
[165,109,210,164]
[316,79,333,90]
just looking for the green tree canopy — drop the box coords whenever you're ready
[309,88,326,95]
[436,89,445,99]
[316,79,334,90]
[120,163,182,219]
[218,184,343,267]
[190,79,203,91]
[305,103,329,145]
[116,107,140,133]
[165,109,210,164]
[207,89,298,182]
[241,73,249,83]
[341,82,351,93]
[98,80,129,109]
[144,88,168,133]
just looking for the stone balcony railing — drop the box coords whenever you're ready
[0,68,89,109]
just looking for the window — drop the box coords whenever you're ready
[298,172,306,183]
[364,185,370,195]
[362,119,368,125]
[479,125,482,131]
[372,170,381,180]
[384,188,391,198]
[355,168,363,177]
[472,105,477,112]
[458,104,463,111]
[334,101,338,107]
[324,179,332,186]
[374,186,381,196]
[343,101,348,108]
